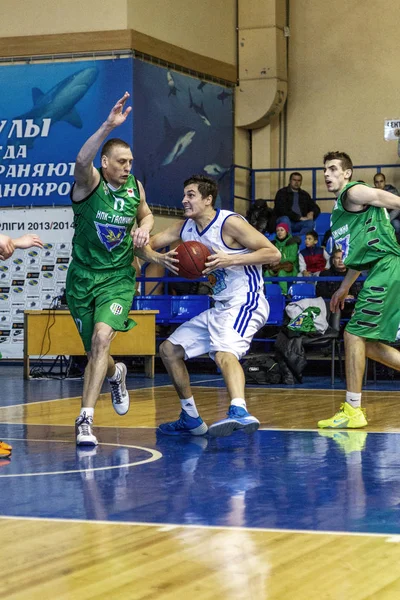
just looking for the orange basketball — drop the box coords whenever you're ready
[176,241,210,280]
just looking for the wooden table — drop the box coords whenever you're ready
[23,310,158,379]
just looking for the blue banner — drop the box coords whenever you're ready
[0,58,133,207]
[0,57,233,210]
[132,59,233,209]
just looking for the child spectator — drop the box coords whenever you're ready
[264,222,300,293]
[298,230,329,277]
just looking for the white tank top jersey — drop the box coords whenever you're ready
[180,209,265,302]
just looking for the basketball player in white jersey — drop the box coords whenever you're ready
[137,174,281,437]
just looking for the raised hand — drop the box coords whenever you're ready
[106,92,132,129]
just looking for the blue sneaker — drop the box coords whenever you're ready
[208,406,260,438]
[158,410,208,436]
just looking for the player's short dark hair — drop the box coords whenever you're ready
[323,151,353,177]
[101,138,131,157]
[305,230,319,242]
[184,174,218,207]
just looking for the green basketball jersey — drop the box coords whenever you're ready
[330,181,400,271]
[70,170,141,271]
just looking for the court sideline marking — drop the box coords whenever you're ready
[0,513,398,540]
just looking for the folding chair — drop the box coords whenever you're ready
[287,283,316,302]
[265,284,286,325]
[302,303,343,385]
[170,295,210,323]
[132,295,172,324]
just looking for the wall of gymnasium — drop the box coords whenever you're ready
[3,1,399,213]
[0,0,236,64]
[253,0,400,207]
[0,0,238,226]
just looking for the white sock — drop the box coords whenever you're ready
[108,365,121,382]
[80,407,94,419]
[230,397,247,410]
[180,397,199,418]
[346,392,362,408]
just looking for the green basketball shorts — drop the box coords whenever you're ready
[66,261,137,352]
[346,253,400,343]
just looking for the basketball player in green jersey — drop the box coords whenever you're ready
[318,151,400,429]
[66,92,154,446]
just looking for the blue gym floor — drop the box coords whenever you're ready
[0,365,399,537]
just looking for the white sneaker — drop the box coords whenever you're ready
[108,362,130,416]
[75,412,98,446]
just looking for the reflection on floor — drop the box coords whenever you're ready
[1,364,400,598]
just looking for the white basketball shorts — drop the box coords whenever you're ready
[167,293,269,361]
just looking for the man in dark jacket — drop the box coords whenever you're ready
[316,248,363,319]
[274,172,320,235]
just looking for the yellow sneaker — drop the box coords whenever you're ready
[318,430,368,453]
[318,402,367,429]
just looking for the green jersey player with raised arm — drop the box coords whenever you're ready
[66,92,154,446]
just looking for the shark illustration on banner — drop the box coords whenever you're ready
[0,59,133,206]
[133,60,233,209]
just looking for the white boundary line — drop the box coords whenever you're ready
[0,378,225,411]
[0,513,398,540]
[0,438,162,478]
[0,381,397,412]
[1,425,400,435]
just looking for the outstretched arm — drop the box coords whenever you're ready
[203,216,281,274]
[0,234,15,260]
[73,92,132,201]
[0,233,44,261]
[347,184,400,211]
[13,234,44,250]
[134,221,183,274]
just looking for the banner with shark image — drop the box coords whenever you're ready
[132,59,233,209]
[0,58,133,207]
[0,57,233,211]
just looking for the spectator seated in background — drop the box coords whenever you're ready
[246,198,276,235]
[373,172,400,236]
[264,222,300,293]
[298,230,329,277]
[274,172,321,235]
[316,247,363,319]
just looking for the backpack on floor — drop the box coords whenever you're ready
[242,355,282,385]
